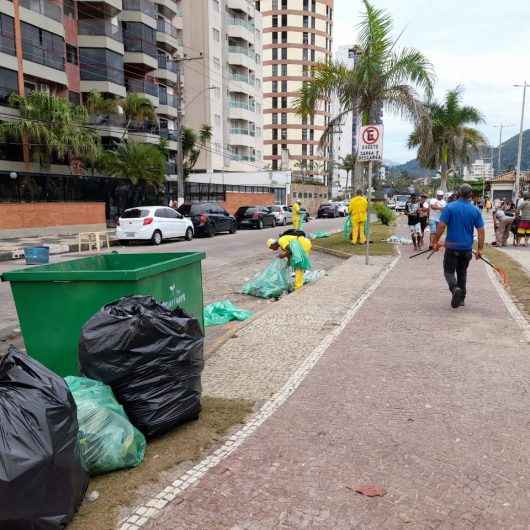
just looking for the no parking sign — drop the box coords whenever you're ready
[357,125,384,162]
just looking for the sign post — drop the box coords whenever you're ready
[357,125,384,265]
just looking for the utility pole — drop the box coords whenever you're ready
[492,123,515,176]
[365,161,372,266]
[327,123,334,199]
[173,54,204,206]
[514,82,528,202]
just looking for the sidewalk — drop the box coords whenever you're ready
[135,246,530,529]
[485,218,530,273]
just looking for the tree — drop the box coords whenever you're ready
[408,87,486,191]
[294,0,434,150]
[0,91,100,168]
[182,124,212,176]
[293,160,308,181]
[338,154,356,197]
[98,142,167,186]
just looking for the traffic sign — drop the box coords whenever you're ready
[357,125,384,162]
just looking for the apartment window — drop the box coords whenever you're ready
[281,31,287,43]
[303,48,308,61]
[281,80,287,92]
[281,143,287,151]
[281,0,287,8]
[281,96,287,108]
[272,144,278,156]
[302,129,307,140]
[310,129,314,141]
[310,145,314,156]
[281,64,287,76]
[272,113,278,124]
[281,113,287,124]
[281,47,287,60]
[303,0,309,10]
[272,80,278,92]
[122,22,157,58]
[272,0,278,8]
[272,14,278,27]
[213,28,220,42]
[302,144,307,156]
[272,159,278,169]
[272,64,278,76]
[311,49,315,61]
[64,0,76,18]
[0,14,15,56]
[311,17,315,28]
[66,44,78,65]
[68,91,80,106]
[272,97,278,108]
[272,32,278,44]
[272,129,278,140]
[281,129,287,140]
[281,14,287,26]
[213,56,220,69]
[21,22,65,70]
[311,0,316,11]
[303,32,309,45]
[80,48,124,85]
[0,67,18,105]
[311,33,315,45]
[272,48,278,60]
[303,15,308,28]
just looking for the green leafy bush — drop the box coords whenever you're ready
[373,203,396,226]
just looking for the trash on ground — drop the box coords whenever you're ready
[351,484,386,497]
[79,296,204,438]
[343,216,353,241]
[204,299,253,327]
[309,231,332,239]
[385,235,413,245]
[302,269,326,285]
[66,376,146,475]
[0,346,88,530]
[85,491,100,503]
[242,258,290,299]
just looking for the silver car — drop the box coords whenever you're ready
[268,205,292,225]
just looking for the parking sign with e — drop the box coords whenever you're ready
[357,125,384,162]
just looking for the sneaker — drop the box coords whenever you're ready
[451,287,464,309]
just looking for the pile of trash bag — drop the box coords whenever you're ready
[308,231,332,239]
[79,296,204,438]
[0,346,88,530]
[385,235,413,245]
[66,376,146,475]
[204,299,253,327]
[242,258,290,299]
[303,269,326,285]
[343,216,352,240]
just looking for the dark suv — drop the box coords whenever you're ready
[177,202,237,237]
[235,206,277,229]
[317,203,339,218]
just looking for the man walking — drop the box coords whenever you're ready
[429,190,447,247]
[517,191,530,247]
[405,194,422,250]
[348,189,368,245]
[432,184,485,309]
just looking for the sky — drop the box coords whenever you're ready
[333,0,530,164]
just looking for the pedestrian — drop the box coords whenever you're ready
[428,190,447,247]
[291,199,303,230]
[348,189,368,245]
[405,193,422,250]
[432,184,485,309]
[494,204,514,247]
[485,197,492,213]
[169,197,178,209]
[517,191,530,247]
[419,193,430,247]
[267,231,312,291]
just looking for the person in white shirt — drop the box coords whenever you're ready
[428,190,447,246]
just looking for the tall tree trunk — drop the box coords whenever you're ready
[344,170,349,199]
[440,161,449,192]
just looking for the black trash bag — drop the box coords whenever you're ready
[79,296,204,438]
[0,346,88,530]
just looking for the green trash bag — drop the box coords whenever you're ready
[289,239,312,271]
[309,231,331,239]
[343,216,352,241]
[65,376,146,475]
[242,258,290,299]
[204,300,253,327]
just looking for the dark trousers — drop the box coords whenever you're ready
[443,249,472,297]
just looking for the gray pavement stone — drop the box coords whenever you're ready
[147,243,530,530]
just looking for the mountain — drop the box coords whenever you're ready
[388,129,530,177]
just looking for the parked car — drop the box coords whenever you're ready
[235,206,278,229]
[177,202,237,237]
[117,206,194,245]
[386,198,396,209]
[317,203,340,218]
[267,205,292,225]
[335,202,348,217]
[394,194,411,212]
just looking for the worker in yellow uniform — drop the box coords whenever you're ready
[291,199,303,230]
[348,189,368,245]
[267,232,312,290]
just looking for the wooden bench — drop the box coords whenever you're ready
[78,231,110,252]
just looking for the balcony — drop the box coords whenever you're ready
[229,72,256,96]
[76,1,122,16]
[154,0,180,18]
[128,123,160,144]
[160,127,179,150]
[228,44,255,70]
[230,127,255,137]
[226,15,254,43]
[123,35,157,70]
[0,32,16,57]
[78,19,124,54]
[21,0,62,23]
[156,18,181,53]
[122,0,157,28]
[89,113,125,137]
[158,92,178,118]
[157,55,178,84]
[127,78,159,106]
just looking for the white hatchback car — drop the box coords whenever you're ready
[116,206,194,245]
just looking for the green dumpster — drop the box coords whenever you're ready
[1,252,205,377]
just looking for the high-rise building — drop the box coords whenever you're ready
[257,0,333,178]
[0,0,184,183]
[182,0,264,173]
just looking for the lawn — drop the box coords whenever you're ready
[312,222,395,257]
[484,246,530,319]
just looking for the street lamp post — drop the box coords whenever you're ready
[514,82,528,201]
[492,123,515,176]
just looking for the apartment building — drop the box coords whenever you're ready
[0,0,184,179]
[181,0,263,173]
[257,0,333,177]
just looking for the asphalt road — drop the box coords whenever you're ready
[0,217,345,345]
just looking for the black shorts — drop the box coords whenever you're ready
[420,218,428,230]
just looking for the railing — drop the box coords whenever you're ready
[157,18,179,39]
[158,55,178,72]
[21,0,62,22]
[228,45,255,61]
[229,100,256,111]
[230,73,256,87]
[123,0,156,18]
[166,161,176,174]
[159,92,177,107]
[123,35,157,58]
[226,16,254,32]
[230,153,256,162]
[89,114,125,127]
[127,78,159,98]
[160,128,177,141]
[23,44,64,70]
[230,127,255,136]
[78,19,123,42]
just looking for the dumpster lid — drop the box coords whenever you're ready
[1,252,205,282]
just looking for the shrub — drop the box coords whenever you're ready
[373,203,396,226]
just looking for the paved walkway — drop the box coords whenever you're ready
[147,247,530,529]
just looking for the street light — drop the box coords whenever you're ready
[491,123,515,175]
[514,82,528,202]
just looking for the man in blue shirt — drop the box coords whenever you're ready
[432,184,485,308]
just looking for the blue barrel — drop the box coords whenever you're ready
[24,246,50,265]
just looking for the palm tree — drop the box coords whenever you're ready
[98,142,167,186]
[182,124,212,176]
[294,0,434,149]
[293,160,308,182]
[0,91,100,168]
[408,87,486,191]
[338,154,356,197]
